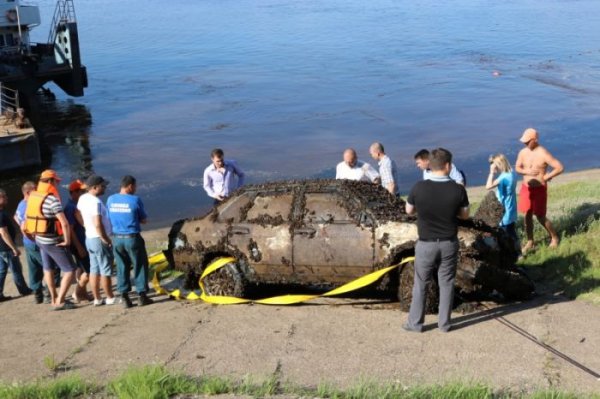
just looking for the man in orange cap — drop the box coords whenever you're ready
[515,128,564,253]
[26,169,75,309]
[64,179,90,302]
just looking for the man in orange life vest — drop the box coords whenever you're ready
[25,170,75,310]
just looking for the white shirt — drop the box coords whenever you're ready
[77,193,112,239]
[336,160,380,182]
[423,163,464,185]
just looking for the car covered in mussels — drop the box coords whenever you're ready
[167,179,533,310]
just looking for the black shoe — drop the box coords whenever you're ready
[0,295,12,302]
[402,322,423,333]
[34,291,44,304]
[20,289,33,297]
[120,293,133,309]
[138,292,154,307]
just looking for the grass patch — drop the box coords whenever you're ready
[0,375,98,399]
[1,365,598,398]
[516,181,600,303]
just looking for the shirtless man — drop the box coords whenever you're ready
[515,128,564,253]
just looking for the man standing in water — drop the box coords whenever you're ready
[515,128,564,253]
[203,148,245,205]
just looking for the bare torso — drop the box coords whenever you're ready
[516,145,563,187]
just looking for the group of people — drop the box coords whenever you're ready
[403,128,563,333]
[1,128,564,333]
[0,171,153,310]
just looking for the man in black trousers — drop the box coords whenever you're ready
[403,148,470,333]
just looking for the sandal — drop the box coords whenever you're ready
[53,301,76,311]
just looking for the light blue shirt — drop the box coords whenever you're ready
[203,159,245,199]
[15,199,35,247]
[423,163,464,185]
[495,171,517,226]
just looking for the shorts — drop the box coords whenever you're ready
[71,245,91,274]
[37,242,75,273]
[518,183,547,217]
[86,237,113,277]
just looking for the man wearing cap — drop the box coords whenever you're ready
[78,175,116,306]
[203,148,245,205]
[26,170,75,309]
[107,175,153,308]
[64,180,90,302]
[335,148,380,182]
[515,128,564,253]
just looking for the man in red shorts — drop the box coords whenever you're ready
[515,128,564,254]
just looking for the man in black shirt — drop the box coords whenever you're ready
[404,148,469,332]
[0,189,32,301]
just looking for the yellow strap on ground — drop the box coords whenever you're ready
[149,252,415,305]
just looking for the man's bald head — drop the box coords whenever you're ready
[343,148,357,167]
[369,142,385,161]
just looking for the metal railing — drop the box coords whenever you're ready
[47,0,77,45]
[0,84,20,114]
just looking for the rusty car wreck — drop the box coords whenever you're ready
[167,179,533,311]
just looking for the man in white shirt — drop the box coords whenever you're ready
[77,175,116,306]
[414,149,465,186]
[335,148,380,183]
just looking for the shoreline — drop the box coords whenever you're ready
[139,167,600,253]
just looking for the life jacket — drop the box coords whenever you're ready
[24,185,64,237]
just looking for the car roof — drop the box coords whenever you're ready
[236,179,411,223]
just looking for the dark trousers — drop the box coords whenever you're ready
[500,223,521,254]
[24,243,60,295]
[407,239,459,332]
[113,234,149,294]
[0,250,31,296]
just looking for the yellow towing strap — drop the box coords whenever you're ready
[149,252,415,305]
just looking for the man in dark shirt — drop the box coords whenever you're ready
[404,148,470,332]
[0,189,32,301]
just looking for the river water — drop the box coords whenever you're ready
[3,0,600,227]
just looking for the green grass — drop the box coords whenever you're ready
[1,365,598,399]
[0,375,98,399]
[515,181,600,304]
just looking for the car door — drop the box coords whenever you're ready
[227,192,294,282]
[293,192,374,284]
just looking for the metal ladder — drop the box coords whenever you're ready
[47,0,77,45]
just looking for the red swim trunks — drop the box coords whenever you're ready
[518,183,547,217]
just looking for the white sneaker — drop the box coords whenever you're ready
[105,297,117,305]
[93,299,104,306]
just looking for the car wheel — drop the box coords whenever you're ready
[202,259,247,297]
[398,261,440,314]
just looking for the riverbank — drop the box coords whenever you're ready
[0,168,598,396]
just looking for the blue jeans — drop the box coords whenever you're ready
[24,243,60,294]
[0,250,31,296]
[113,234,149,294]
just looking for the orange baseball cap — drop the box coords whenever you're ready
[40,169,61,181]
[68,179,87,192]
[520,128,539,143]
